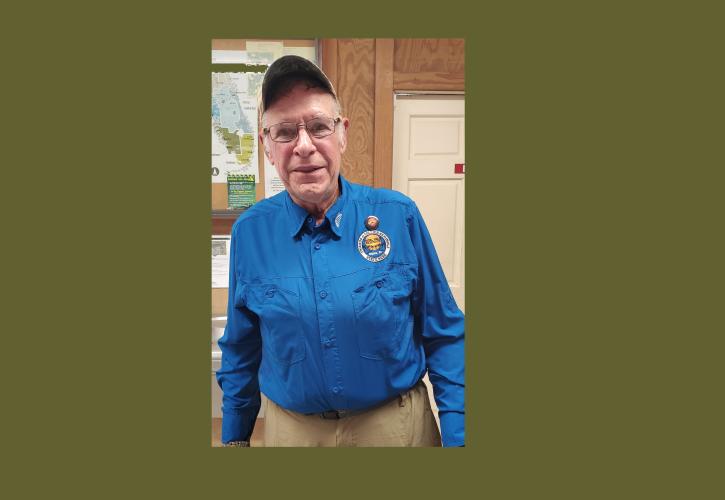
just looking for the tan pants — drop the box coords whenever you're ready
[263,380,442,447]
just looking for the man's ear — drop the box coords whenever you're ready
[338,117,350,154]
[259,131,274,164]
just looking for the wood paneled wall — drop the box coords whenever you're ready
[393,39,465,90]
[321,39,376,186]
[321,38,465,188]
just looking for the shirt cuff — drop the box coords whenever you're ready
[221,408,258,444]
[439,411,465,447]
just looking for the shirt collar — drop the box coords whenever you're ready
[286,175,350,238]
[286,192,310,238]
[326,176,348,238]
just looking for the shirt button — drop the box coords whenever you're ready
[322,339,332,347]
[319,291,327,299]
[265,290,275,297]
[307,217,313,223]
[314,243,321,250]
[375,281,383,288]
[332,387,340,394]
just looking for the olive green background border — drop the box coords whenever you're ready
[5,1,723,498]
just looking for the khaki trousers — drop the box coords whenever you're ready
[263,380,442,447]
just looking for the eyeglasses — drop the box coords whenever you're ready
[263,116,341,143]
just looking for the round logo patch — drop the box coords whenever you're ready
[357,230,391,262]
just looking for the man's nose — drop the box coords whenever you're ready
[293,126,316,156]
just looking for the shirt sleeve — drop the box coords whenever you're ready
[215,221,263,444]
[407,202,465,447]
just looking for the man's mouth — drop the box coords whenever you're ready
[293,166,324,173]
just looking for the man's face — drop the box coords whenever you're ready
[261,84,349,207]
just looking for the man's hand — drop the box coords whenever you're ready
[222,440,250,447]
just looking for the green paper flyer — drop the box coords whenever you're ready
[227,174,255,209]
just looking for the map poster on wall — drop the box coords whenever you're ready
[227,174,256,209]
[211,73,264,184]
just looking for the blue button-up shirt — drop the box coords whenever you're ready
[217,176,465,446]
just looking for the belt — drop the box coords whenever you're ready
[308,391,408,420]
[318,409,356,419]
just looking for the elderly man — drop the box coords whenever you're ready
[217,55,464,447]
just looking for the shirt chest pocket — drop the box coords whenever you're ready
[245,283,305,365]
[351,272,412,360]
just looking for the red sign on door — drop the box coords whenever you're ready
[454,163,465,174]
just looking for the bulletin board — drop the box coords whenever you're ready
[211,39,317,314]
[211,38,318,236]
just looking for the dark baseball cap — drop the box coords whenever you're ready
[260,55,338,114]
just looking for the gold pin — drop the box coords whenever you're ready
[365,215,379,230]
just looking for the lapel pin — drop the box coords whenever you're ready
[365,215,379,230]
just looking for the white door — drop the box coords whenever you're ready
[393,94,465,311]
[393,94,465,430]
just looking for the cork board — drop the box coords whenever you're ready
[211,39,318,216]
[211,39,317,315]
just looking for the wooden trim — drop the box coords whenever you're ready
[282,39,315,47]
[212,217,235,235]
[393,72,465,91]
[211,39,246,51]
[374,39,394,189]
[392,39,465,92]
[336,39,375,185]
[319,39,338,89]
